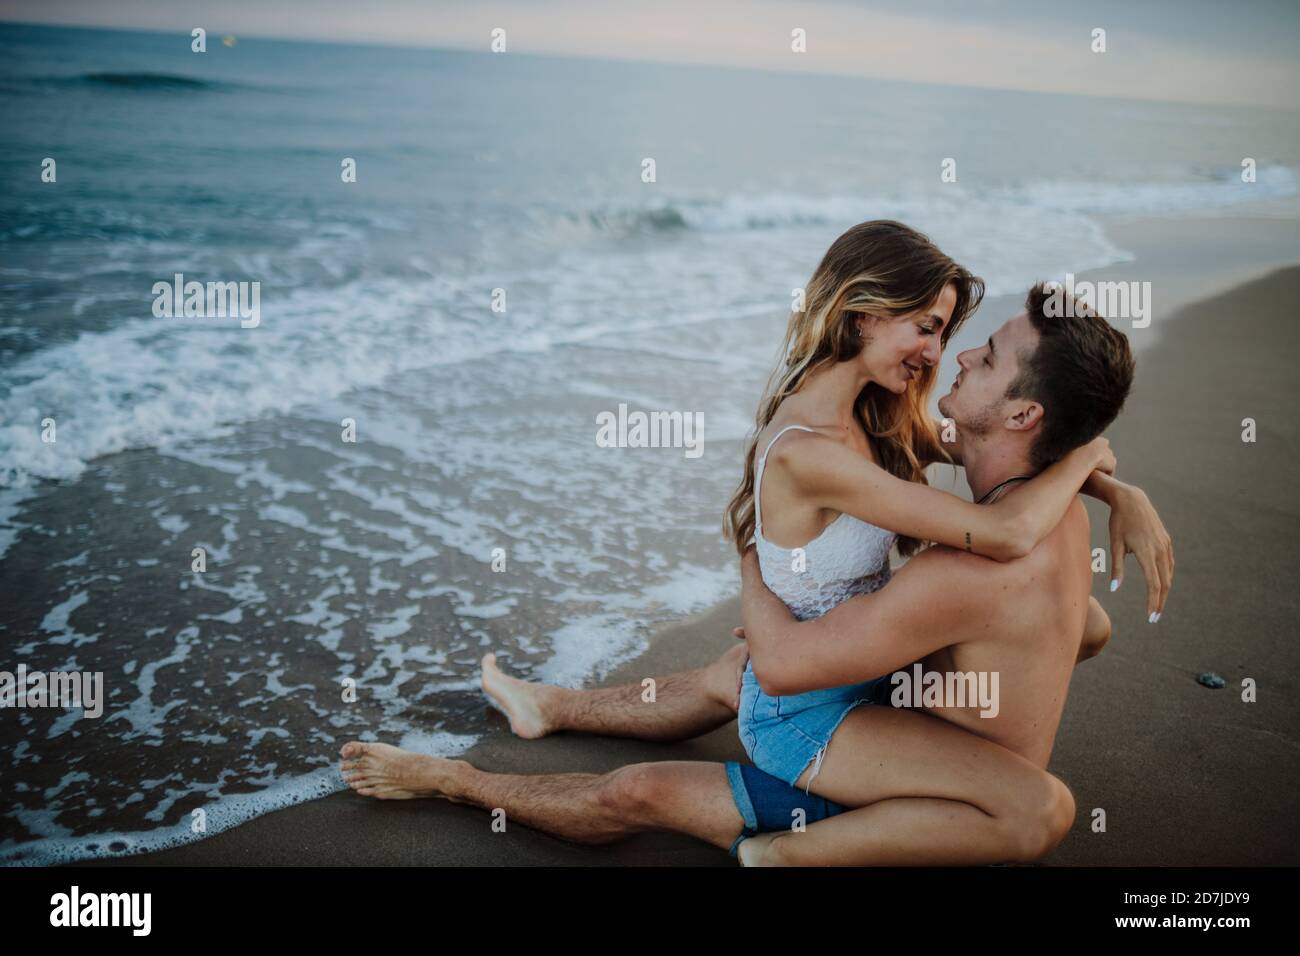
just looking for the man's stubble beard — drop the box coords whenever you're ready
[964,408,1000,437]
[948,400,1001,440]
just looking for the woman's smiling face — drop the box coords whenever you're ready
[858,282,956,394]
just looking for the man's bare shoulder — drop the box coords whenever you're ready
[870,499,1089,659]
[901,515,1068,597]
[1036,496,1091,566]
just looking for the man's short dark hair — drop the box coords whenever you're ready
[1008,282,1136,470]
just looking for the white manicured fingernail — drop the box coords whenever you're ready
[1110,579,1119,592]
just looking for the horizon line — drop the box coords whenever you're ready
[3,17,1297,115]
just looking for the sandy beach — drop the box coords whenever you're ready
[82,215,1300,867]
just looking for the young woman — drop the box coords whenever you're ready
[722,220,1120,797]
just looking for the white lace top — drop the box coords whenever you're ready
[754,425,896,621]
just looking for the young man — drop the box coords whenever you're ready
[341,283,1172,864]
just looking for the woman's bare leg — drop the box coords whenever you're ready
[739,705,1073,866]
[479,644,745,742]
[1077,596,1112,662]
[741,792,1072,866]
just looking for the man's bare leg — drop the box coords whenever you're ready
[340,738,1071,866]
[481,613,1108,744]
[339,742,744,850]
[479,643,745,742]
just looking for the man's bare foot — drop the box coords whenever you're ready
[339,741,467,800]
[480,653,556,739]
[736,832,782,866]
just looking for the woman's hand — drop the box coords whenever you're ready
[719,637,749,712]
[1107,482,1174,621]
[1088,436,1117,475]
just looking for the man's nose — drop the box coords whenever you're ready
[956,349,973,369]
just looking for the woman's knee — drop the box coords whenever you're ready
[1045,775,1077,851]
[1002,773,1075,862]
[1080,600,1112,661]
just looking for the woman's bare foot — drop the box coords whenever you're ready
[480,653,556,739]
[339,741,467,800]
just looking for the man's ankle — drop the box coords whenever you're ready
[535,683,567,725]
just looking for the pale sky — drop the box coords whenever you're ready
[5,0,1299,109]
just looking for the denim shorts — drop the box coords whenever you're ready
[737,660,894,788]
[725,761,847,855]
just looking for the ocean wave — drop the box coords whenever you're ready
[557,165,1296,237]
[0,730,477,866]
[43,71,247,92]
[1,167,1293,489]
[1005,164,1297,216]
[0,71,256,98]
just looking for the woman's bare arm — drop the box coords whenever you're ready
[740,544,996,696]
[1079,471,1174,618]
[774,432,1112,562]
[919,424,1173,616]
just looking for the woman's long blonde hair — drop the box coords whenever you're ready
[723,220,984,558]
